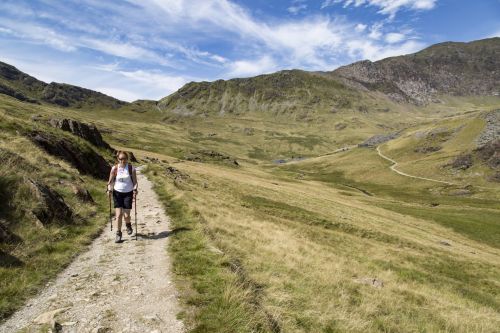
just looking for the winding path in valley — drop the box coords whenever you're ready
[0,168,184,333]
[376,145,455,185]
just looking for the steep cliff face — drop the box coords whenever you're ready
[332,38,500,104]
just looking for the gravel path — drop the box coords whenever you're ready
[0,168,185,333]
[376,145,455,185]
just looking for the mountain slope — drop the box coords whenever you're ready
[333,37,500,104]
[158,69,372,118]
[159,38,500,117]
[0,61,127,109]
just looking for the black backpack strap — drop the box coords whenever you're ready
[128,164,136,185]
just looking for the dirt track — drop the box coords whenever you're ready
[376,145,455,185]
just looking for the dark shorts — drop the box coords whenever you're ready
[113,190,133,209]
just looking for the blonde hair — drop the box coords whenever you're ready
[116,151,129,161]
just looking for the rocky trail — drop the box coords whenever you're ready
[376,145,455,185]
[0,168,184,333]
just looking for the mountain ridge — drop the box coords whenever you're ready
[1,37,499,114]
[332,37,500,104]
[0,61,127,109]
[159,37,500,116]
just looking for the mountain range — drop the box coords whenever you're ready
[1,37,499,115]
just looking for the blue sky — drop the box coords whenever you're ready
[0,0,498,101]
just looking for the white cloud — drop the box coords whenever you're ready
[346,39,423,60]
[0,0,432,99]
[210,54,228,63]
[0,19,76,52]
[322,0,437,19]
[368,22,384,40]
[0,27,13,34]
[355,23,367,32]
[80,38,171,66]
[385,32,405,43]
[288,0,308,15]
[226,56,277,78]
[95,87,143,102]
[117,70,189,93]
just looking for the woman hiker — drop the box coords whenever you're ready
[107,151,138,243]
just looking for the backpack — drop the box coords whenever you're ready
[113,164,137,186]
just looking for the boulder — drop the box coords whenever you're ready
[48,118,112,150]
[335,123,347,131]
[353,277,384,288]
[71,185,94,203]
[184,150,239,167]
[27,179,73,225]
[243,127,255,136]
[358,132,400,148]
[27,131,111,180]
[33,307,70,329]
[414,145,442,153]
[0,250,24,267]
[0,220,22,244]
[449,153,473,170]
[475,139,499,169]
[165,166,190,182]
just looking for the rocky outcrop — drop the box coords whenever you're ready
[27,131,111,180]
[0,250,24,267]
[184,150,239,166]
[27,179,73,225]
[71,185,94,203]
[358,132,400,148]
[334,38,500,104]
[449,153,473,170]
[414,146,442,153]
[476,110,500,147]
[48,118,112,150]
[165,166,190,183]
[0,82,38,103]
[0,220,21,244]
[475,139,500,169]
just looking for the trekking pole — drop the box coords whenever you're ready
[134,192,138,241]
[109,192,113,231]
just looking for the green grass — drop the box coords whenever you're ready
[144,164,278,333]
[378,203,500,248]
[0,113,109,320]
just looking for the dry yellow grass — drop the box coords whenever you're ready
[144,147,500,332]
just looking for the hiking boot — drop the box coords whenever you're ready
[115,231,122,243]
[126,223,133,235]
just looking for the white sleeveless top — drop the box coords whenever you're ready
[113,164,134,193]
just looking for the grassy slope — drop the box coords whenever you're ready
[138,146,500,332]
[2,92,500,332]
[0,97,110,319]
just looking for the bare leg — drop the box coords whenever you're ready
[123,209,131,226]
[115,208,123,231]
